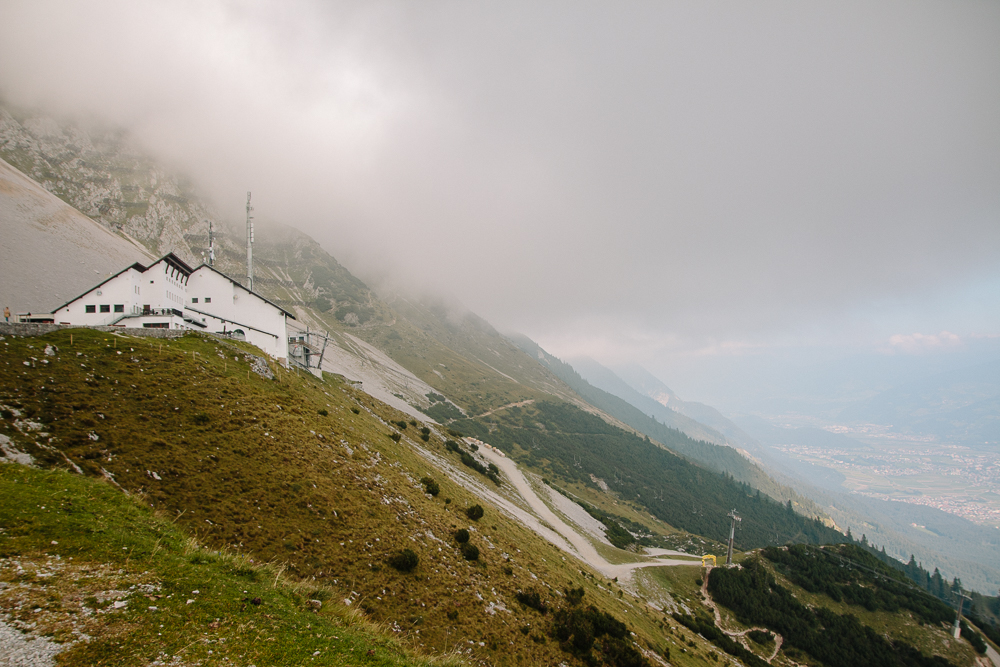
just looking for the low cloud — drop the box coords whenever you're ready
[887,331,962,354]
[1,1,998,407]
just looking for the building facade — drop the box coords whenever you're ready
[49,253,293,361]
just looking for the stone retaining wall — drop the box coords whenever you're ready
[0,323,188,339]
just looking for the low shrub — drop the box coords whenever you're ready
[454,528,470,543]
[419,433,430,442]
[317,408,328,416]
[396,420,407,429]
[387,549,419,572]
[515,589,548,614]
[389,432,401,442]
[461,543,480,561]
[420,426,430,435]
[420,476,440,496]
[565,586,585,606]
[466,504,484,521]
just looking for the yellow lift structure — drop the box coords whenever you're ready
[701,554,716,567]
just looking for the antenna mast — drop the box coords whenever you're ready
[726,509,741,566]
[208,219,215,266]
[245,192,254,291]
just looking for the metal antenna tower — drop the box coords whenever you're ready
[245,192,254,291]
[208,219,215,266]
[726,509,741,566]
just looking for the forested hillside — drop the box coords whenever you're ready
[449,400,846,549]
[707,545,985,667]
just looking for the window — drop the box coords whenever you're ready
[191,297,199,303]
[114,304,124,313]
[99,305,111,313]
[85,305,96,313]
[204,297,212,303]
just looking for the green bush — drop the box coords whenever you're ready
[461,543,480,561]
[515,589,548,614]
[565,586,585,606]
[387,549,419,573]
[445,439,461,453]
[317,408,328,416]
[396,420,407,429]
[420,426,430,435]
[419,433,430,442]
[420,476,440,496]
[454,528,470,543]
[466,504,484,521]
[389,432,401,442]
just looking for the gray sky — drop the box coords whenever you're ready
[2,0,999,409]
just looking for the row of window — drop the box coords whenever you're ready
[84,297,213,314]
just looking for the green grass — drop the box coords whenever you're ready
[0,463,455,666]
[0,328,716,666]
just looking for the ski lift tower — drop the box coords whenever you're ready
[726,509,741,566]
[953,593,972,639]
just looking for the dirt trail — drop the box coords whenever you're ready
[477,446,700,582]
[473,399,534,419]
[701,567,783,663]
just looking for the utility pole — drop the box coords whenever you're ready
[208,219,215,266]
[953,594,971,639]
[726,509,741,566]
[245,192,254,291]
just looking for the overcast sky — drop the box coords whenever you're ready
[2,0,999,410]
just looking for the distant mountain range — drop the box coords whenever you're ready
[838,359,1000,447]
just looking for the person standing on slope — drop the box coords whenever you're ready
[3,306,9,323]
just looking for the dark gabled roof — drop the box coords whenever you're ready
[192,263,296,320]
[49,252,194,314]
[163,253,195,277]
[50,261,148,314]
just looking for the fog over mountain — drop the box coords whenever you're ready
[1,0,998,410]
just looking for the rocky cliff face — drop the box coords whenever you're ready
[0,105,209,260]
[0,103,387,330]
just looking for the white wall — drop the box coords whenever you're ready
[52,258,190,328]
[185,266,289,360]
[52,266,144,325]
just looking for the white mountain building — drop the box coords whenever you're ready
[48,253,294,361]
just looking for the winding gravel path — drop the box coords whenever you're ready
[477,446,700,582]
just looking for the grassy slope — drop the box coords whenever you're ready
[0,463,453,667]
[0,328,738,667]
